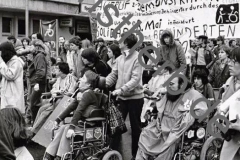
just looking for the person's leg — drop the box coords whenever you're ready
[135,148,146,160]
[14,146,34,160]
[220,140,240,160]
[128,98,144,158]
[56,125,84,157]
[45,125,66,156]
[31,103,54,134]
[30,84,46,122]
[25,83,33,124]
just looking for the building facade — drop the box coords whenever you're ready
[0,0,95,42]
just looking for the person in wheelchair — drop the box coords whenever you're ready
[141,61,172,124]
[136,75,208,160]
[30,62,77,135]
[43,70,102,160]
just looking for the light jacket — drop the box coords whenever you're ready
[73,48,85,79]
[51,74,77,94]
[0,56,25,113]
[106,50,144,100]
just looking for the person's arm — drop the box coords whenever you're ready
[120,59,143,93]
[106,58,118,88]
[69,91,95,129]
[55,99,79,124]
[207,84,215,100]
[65,75,77,94]
[17,47,31,56]
[176,44,187,73]
[208,64,215,83]
[31,54,47,85]
[50,78,60,94]
[0,58,23,81]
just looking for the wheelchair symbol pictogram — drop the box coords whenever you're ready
[44,24,54,37]
[228,6,239,23]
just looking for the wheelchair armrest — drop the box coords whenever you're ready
[54,95,64,99]
[85,117,106,122]
[41,92,52,99]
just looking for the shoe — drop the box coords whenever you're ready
[43,152,54,160]
[131,157,135,160]
[55,156,61,160]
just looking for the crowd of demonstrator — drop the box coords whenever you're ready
[0,30,240,160]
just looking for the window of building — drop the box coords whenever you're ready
[33,20,40,34]
[2,17,12,34]
[18,19,25,35]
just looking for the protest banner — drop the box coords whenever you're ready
[32,96,75,147]
[40,19,59,56]
[96,0,240,49]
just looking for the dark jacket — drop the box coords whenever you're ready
[0,116,16,160]
[28,51,47,86]
[195,47,215,67]
[159,30,186,72]
[56,90,105,129]
[208,59,230,88]
[82,59,111,77]
[98,45,109,63]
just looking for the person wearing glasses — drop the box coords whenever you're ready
[219,47,240,160]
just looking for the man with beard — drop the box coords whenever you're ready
[136,76,208,160]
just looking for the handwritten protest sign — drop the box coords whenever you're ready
[32,96,75,147]
[96,0,240,45]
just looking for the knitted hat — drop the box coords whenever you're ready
[69,36,81,47]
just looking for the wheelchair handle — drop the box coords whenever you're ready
[51,127,59,140]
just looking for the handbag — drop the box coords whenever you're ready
[107,100,127,137]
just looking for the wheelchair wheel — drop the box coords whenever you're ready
[102,150,122,160]
[200,136,223,160]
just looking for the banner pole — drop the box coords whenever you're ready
[40,20,42,35]
[56,19,59,58]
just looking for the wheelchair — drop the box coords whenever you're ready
[173,88,224,160]
[144,88,224,160]
[52,91,122,160]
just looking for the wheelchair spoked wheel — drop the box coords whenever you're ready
[200,136,223,160]
[102,150,122,160]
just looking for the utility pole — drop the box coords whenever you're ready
[25,0,29,37]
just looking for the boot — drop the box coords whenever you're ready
[43,152,54,160]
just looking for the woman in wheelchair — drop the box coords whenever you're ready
[31,62,77,135]
[140,61,172,124]
[43,70,102,160]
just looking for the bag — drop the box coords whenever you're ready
[32,95,75,147]
[108,101,127,137]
